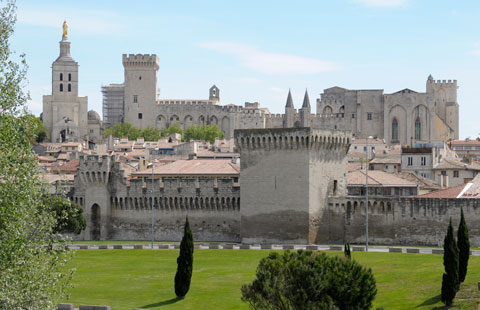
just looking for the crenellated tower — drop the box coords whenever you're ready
[123,54,159,129]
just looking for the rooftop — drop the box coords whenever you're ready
[348,170,417,187]
[133,159,240,177]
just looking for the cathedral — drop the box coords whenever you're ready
[42,23,459,145]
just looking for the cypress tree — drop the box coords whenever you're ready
[441,218,459,306]
[344,243,351,260]
[457,208,470,283]
[174,217,194,298]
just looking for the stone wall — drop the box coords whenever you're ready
[321,197,480,247]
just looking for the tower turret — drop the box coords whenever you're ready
[284,89,295,128]
[209,85,220,105]
[300,89,311,127]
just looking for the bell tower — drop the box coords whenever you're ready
[42,21,88,142]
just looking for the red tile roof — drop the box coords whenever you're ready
[50,159,80,173]
[416,184,467,199]
[348,170,417,187]
[133,159,240,176]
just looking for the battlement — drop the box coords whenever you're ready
[157,99,213,106]
[428,79,457,86]
[122,54,159,69]
[234,127,351,152]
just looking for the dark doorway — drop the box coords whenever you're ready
[91,204,101,240]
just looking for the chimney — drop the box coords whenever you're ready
[136,137,145,144]
[120,136,128,143]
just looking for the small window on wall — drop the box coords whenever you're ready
[367,113,372,120]
[453,170,459,178]
[60,73,63,81]
[333,180,337,194]
[59,83,63,92]
[138,113,143,119]
[68,73,71,81]
[352,113,355,119]
[68,84,71,92]
[133,95,138,103]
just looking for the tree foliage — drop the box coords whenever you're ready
[241,250,377,310]
[161,121,184,137]
[457,209,470,283]
[0,1,73,308]
[174,217,194,298]
[184,124,225,144]
[43,195,86,234]
[142,125,161,141]
[103,122,142,140]
[441,218,459,306]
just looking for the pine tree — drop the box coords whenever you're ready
[441,218,459,306]
[457,208,470,283]
[344,243,351,260]
[174,217,194,298]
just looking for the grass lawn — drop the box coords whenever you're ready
[66,250,480,310]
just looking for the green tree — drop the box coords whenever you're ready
[184,124,225,143]
[161,121,184,137]
[174,217,194,299]
[457,208,470,283]
[241,250,376,310]
[43,195,86,234]
[441,218,459,306]
[103,122,142,140]
[0,1,73,308]
[141,125,161,141]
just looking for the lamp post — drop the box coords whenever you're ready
[365,136,373,252]
[148,162,155,249]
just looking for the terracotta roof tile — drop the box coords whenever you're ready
[348,170,417,187]
[416,184,467,198]
[133,159,240,176]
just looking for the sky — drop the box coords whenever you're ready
[9,0,480,139]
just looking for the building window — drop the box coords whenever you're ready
[333,180,337,194]
[68,73,71,81]
[352,113,355,119]
[408,157,413,166]
[421,156,426,166]
[68,83,71,92]
[138,113,142,119]
[133,95,138,103]
[59,83,63,92]
[392,118,398,141]
[441,170,447,176]
[60,73,63,81]
[89,129,94,133]
[453,170,459,178]
[367,113,372,120]
[415,117,421,140]
[386,165,389,169]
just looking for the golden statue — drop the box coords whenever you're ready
[62,20,68,40]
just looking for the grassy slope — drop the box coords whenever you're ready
[67,250,480,310]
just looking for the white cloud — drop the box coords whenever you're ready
[353,0,407,8]
[198,41,337,75]
[17,9,123,35]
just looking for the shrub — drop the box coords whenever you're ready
[241,250,376,310]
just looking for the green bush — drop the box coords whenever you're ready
[174,217,194,298]
[241,250,376,310]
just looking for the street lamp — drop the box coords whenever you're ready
[365,136,373,252]
[147,162,155,249]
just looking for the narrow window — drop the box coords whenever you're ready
[408,157,413,166]
[415,118,421,140]
[421,156,426,166]
[333,180,337,194]
[441,170,447,176]
[392,119,398,141]
[454,171,459,178]
[352,113,355,119]
[68,73,71,81]
[133,95,138,103]
[138,113,143,119]
[60,73,63,81]
[59,83,63,92]
[68,83,71,92]
[367,113,372,120]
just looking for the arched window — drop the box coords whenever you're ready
[68,73,71,81]
[322,106,333,115]
[392,118,398,141]
[59,83,63,92]
[415,118,421,140]
[68,83,71,92]
[60,73,63,81]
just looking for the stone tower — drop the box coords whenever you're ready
[209,85,220,105]
[300,89,311,127]
[42,22,88,142]
[284,89,296,128]
[123,54,159,129]
[235,127,350,244]
[426,74,459,139]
